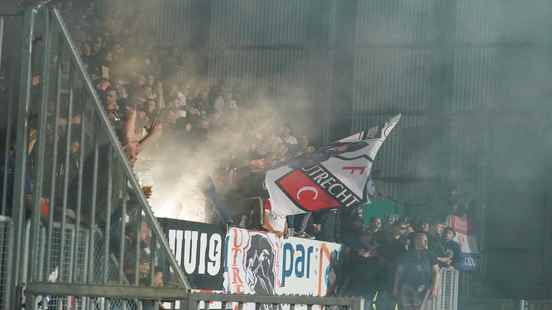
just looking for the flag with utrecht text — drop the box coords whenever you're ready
[264,114,401,216]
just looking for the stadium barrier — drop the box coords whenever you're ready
[0,216,14,310]
[25,282,363,310]
[1,5,190,309]
[430,268,459,310]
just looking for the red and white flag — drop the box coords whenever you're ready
[264,114,401,216]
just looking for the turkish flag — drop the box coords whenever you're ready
[275,170,341,212]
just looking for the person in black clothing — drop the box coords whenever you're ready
[443,227,462,269]
[341,215,364,250]
[377,223,406,310]
[428,223,450,267]
[393,233,439,310]
[344,230,384,310]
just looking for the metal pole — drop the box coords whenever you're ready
[3,219,14,309]
[87,137,99,284]
[58,61,74,282]
[12,6,35,288]
[45,42,62,278]
[103,147,113,283]
[72,104,86,283]
[29,7,51,282]
[0,17,4,71]
[118,187,127,283]
[1,15,20,216]
[134,213,142,286]
[150,234,156,286]
[0,67,13,216]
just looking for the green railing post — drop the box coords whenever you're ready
[29,7,51,283]
[12,6,35,289]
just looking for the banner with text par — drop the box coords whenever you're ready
[265,114,401,216]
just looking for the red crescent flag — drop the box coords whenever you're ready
[264,114,401,216]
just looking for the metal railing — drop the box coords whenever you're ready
[0,216,14,310]
[2,4,190,308]
[25,282,363,310]
[459,298,552,310]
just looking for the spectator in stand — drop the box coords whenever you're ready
[393,233,439,310]
[123,106,163,165]
[443,227,462,269]
[428,223,450,267]
[104,88,121,125]
[378,223,407,310]
[342,214,364,249]
[344,230,384,310]
[418,220,430,234]
[281,125,299,155]
[262,199,288,238]
[368,217,385,242]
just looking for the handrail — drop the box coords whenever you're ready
[26,282,189,300]
[50,7,190,289]
[26,282,363,310]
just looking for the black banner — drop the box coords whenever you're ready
[158,218,225,290]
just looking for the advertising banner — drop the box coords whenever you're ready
[278,237,341,297]
[224,228,342,310]
[224,227,282,296]
[159,218,225,290]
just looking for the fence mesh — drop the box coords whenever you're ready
[431,268,459,310]
[0,217,13,310]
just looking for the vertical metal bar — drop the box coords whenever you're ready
[45,55,62,279]
[3,219,14,310]
[188,298,198,310]
[67,226,75,282]
[21,221,30,287]
[118,187,127,283]
[87,136,99,284]
[12,6,35,288]
[352,298,363,310]
[150,233,156,286]
[103,147,113,283]
[1,55,14,216]
[134,213,142,286]
[0,17,4,71]
[59,61,74,282]
[25,292,37,310]
[29,7,51,282]
[71,104,86,283]
[37,227,46,282]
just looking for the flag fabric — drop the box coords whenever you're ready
[264,114,401,216]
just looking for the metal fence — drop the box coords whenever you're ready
[432,269,459,310]
[459,299,552,310]
[25,283,363,310]
[2,5,190,309]
[0,216,13,310]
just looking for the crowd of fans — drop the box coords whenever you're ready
[54,0,320,293]
[61,0,316,201]
[0,2,470,309]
